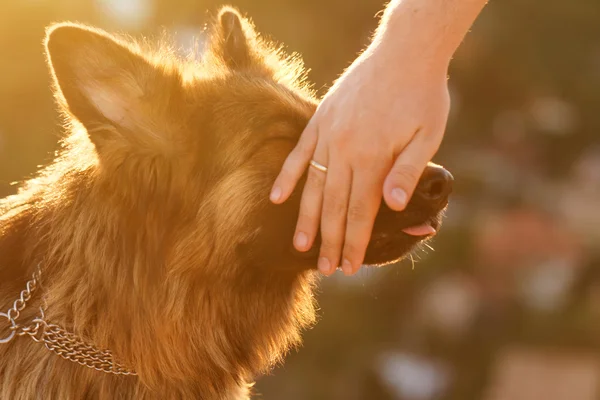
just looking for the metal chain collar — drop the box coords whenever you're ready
[0,267,136,376]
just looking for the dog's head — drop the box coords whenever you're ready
[44,7,451,277]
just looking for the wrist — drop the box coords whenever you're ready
[372,0,487,69]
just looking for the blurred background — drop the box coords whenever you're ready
[1,0,599,399]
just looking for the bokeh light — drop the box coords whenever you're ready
[1,1,599,399]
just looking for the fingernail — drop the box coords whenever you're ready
[318,257,331,275]
[342,259,353,276]
[295,232,308,250]
[391,188,407,207]
[270,186,282,202]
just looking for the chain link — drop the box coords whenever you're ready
[0,266,136,376]
[0,267,40,344]
[39,321,136,375]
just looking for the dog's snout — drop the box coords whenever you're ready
[415,165,453,205]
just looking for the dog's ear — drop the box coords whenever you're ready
[45,23,183,153]
[210,7,260,70]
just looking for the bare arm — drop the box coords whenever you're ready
[377,0,489,62]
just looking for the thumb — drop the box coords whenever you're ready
[383,133,438,211]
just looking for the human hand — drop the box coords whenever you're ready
[270,37,451,276]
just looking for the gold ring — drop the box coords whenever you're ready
[309,159,328,173]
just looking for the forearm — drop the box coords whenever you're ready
[372,0,488,68]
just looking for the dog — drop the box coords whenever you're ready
[0,7,452,399]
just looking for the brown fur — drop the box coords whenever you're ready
[0,7,450,399]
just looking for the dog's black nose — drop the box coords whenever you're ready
[414,164,453,205]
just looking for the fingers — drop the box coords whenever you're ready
[317,159,352,276]
[341,165,386,275]
[383,131,441,211]
[277,116,443,277]
[270,120,318,204]
[293,144,328,253]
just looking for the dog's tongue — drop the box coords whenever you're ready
[401,223,436,237]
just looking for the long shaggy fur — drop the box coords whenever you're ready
[0,8,317,399]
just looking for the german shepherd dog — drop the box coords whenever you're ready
[0,7,452,399]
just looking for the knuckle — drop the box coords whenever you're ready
[330,129,359,153]
[298,140,315,158]
[320,221,344,249]
[329,139,349,156]
[390,164,422,185]
[347,201,369,223]
[288,143,306,160]
[297,211,319,230]
[320,238,342,259]
[278,165,296,183]
[322,195,347,219]
[422,130,443,148]
[280,156,303,177]
[353,147,381,168]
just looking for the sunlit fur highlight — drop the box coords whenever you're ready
[0,7,318,400]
